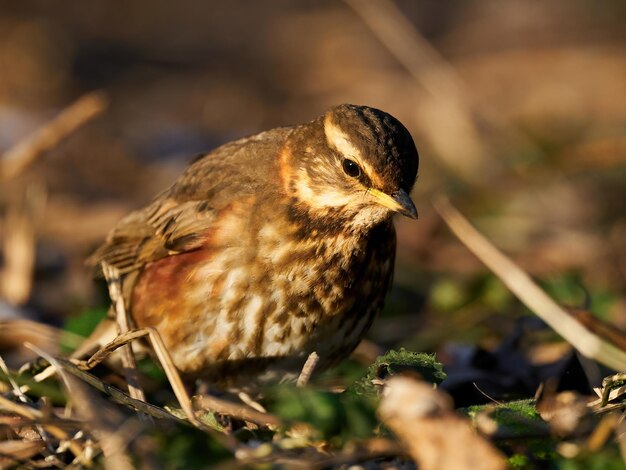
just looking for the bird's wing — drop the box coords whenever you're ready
[88,127,292,275]
[88,199,216,275]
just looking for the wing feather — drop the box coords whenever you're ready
[89,126,291,275]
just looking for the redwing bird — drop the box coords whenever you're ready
[88,104,419,386]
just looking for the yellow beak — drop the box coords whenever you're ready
[369,188,418,219]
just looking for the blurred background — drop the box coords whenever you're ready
[1,0,625,398]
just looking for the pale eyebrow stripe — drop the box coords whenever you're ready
[324,114,362,160]
[323,114,383,187]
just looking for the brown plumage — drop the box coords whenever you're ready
[89,104,419,386]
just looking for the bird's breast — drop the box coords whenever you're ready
[130,206,395,380]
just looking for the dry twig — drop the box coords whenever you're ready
[0,354,58,457]
[296,351,319,387]
[343,0,495,182]
[56,358,183,422]
[101,263,147,407]
[194,395,282,429]
[68,328,199,423]
[0,394,84,462]
[23,342,93,464]
[68,325,231,437]
[27,342,137,470]
[0,92,108,181]
[434,195,626,371]
[343,0,548,185]
[0,184,45,306]
[0,440,47,465]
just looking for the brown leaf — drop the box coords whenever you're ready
[378,376,506,470]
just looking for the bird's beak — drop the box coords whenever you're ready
[369,188,418,219]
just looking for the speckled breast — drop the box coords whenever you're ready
[130,206,396,386]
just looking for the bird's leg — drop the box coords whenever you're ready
[71,326,205,430]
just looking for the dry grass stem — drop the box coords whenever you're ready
[343,0,549,184]
[0,319,68,353]
[0,440,46,464]
[571,309,626,352]
[617,415,626,465]
[0,355,27,403]
[194,395,282,429]
[101,262,147,407]
[0,394,40,419]
[60,367,138,470]
[72,330,148,371]
[343,0,469,108]
[0,394,84,462]
[0,354,59,456]
[0,92,108,181]
[296,351,319,387]
[136,327,205,429]
[0,185,45,306]
[69,325,216,432]
[0,207,34,306]
[237,391,267,414]
[23,343,91,462]
[57,358,183,422]
[434,195,626,371]
[587,413,620,452]
[343,0,495,182]
[236,438,404,468]
[68,329,193,421]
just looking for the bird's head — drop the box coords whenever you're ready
[281,104,419,231]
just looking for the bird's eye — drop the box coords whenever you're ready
[342,159,361,178]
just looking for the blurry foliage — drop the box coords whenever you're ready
[430,273,513,314]
[539,273,618,320]
[0,368,66,405]
[263,349,446,442]
[61,307,107,343]
[508,453,531,468]
[152,426,230,469]
[137,356,167,381]
[556,446,626,470]
[266,385,378,441]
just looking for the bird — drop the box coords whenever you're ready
[87,104,419,387]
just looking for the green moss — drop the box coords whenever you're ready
[496,399,541,421]
[346,348,446,398]
[466,399,547,438]
[467,399,538,421]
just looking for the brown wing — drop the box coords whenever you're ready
[89,126,292,275]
